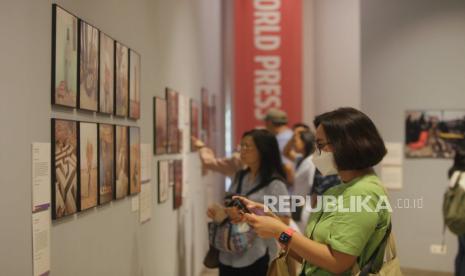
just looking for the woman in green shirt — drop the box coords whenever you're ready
[237,107,391,275]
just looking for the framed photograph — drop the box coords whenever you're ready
[115,125,129,199]
[52,5,78,108]
[405,110,465,158]
[98,124,114,204]
[79,122,98,211]
[129,127,141,194]
[157,160,169,203]
[154,97,167,155]
[115,42,129,117]
[78,20,99,111]
[52,119,78,219]
[129,50,141,119]
[99,32,114,114]
[173,160,183,209]
[201,87,210,144]
[190,100,199,152]
[166,88,179,153]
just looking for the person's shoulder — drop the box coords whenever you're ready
[348,174,386,196]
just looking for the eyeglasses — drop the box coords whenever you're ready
[239,143,255,151]
[315,142,331,155]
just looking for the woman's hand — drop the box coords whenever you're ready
[243,213,288,239]
[225,207,243,224]
[206,207,216,220]
[232,196,266,214]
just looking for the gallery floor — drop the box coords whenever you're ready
[199,267,454,276]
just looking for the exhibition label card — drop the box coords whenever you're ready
[382,142,403,166]
[32,143,51,212]
[139,180,152,223]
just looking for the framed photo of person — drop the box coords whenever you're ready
[129,127,141,195]
[154,97,168,155]
[78,20,99,111]
[79,121,98,211]
[115,41,129,117]
[157,160,169,203]
[52,119,78,219]
[52,5,78,108]
[129,50,141,119]
[99,32,114,114]
[115,125,129,199]
[98,123,114,205]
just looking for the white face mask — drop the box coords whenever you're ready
[313,151,338,176]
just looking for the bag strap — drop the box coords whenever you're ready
[235,169,282,197]
[357,222,392,275]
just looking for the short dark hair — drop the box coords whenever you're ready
[292,123,310,131]
[242,129,286,185]
[314,107,387,170]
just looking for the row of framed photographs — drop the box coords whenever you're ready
[157,160,183,209]
[51,118,141,220]
[153,88,201,155]
[52,4,141,119]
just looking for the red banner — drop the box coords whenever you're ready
[234,0,302,144]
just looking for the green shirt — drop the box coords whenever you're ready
[302,174,391,276]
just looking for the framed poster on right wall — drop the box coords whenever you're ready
[154,97,167,155]
[129,127,141,195]
[405,110,465,158]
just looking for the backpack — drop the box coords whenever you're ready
[443,172,465,235]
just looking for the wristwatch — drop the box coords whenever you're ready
[278,228,295,247]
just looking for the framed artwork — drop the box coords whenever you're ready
[98,124,114,204]
[201,87,210,144]
[154,97,167,155]
[190,100,199,152]
[115,42,129,117]
[166,88,179,153]
[157,160,169,203]
[78,20,99,111]
[79,122,98,211]
[168,160,175,187]
[129,50,141,119]
[173,160,183,209]
[115,125,129,199]
[51,119,78,219]
[99,32,114,114]
[405,110,465,158]
[52,5,78,108]
[129,127,141,194]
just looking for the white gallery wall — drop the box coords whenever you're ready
[0,0,224,275]
[361,0,465,272]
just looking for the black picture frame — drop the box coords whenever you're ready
[51,118,79,220]
[114,125,129,200]
[99,32,115,114]
[166,87,180,153]
[78,121,98,211]
[129,49,141,120]
[154,97,168,155]
[78,20,99,112]
[129,126,141,195]
[98,123,114,205]
[114,41,129,117]
[51,4,79,108]
[190,99,199,152]
[173,160,183,209]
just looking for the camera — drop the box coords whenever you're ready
[226,198,250,214]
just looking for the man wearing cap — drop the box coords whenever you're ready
[192,108,295,184]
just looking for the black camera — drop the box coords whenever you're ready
[226,198,250,214]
